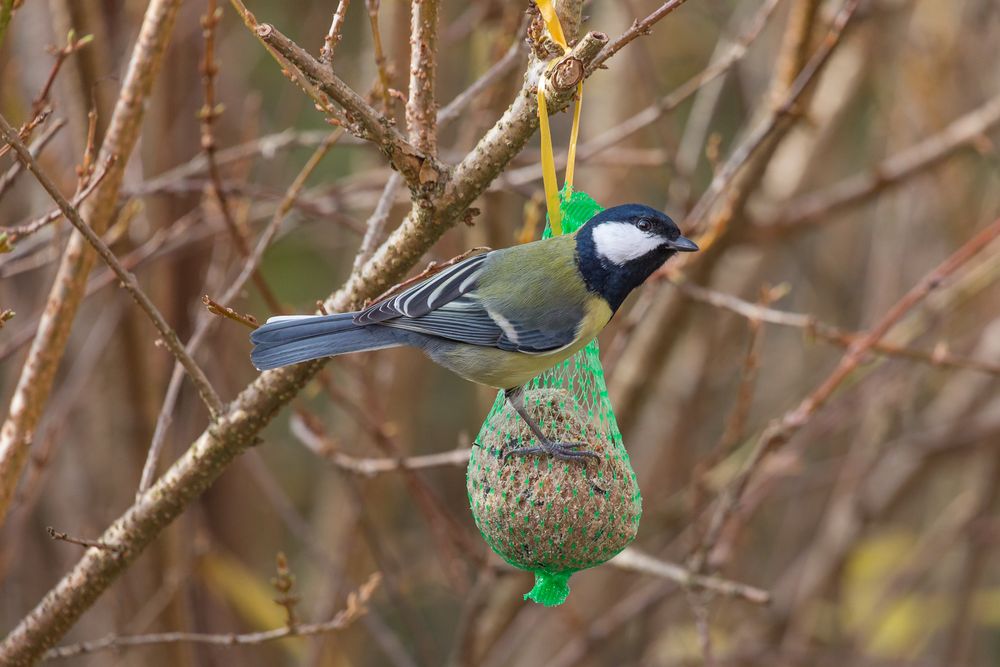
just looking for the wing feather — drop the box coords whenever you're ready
[354,253,489,324]
[380,297,575,353]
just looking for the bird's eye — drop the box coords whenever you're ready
[636,219,652,232]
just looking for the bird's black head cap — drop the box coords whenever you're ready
[575,204,698,312]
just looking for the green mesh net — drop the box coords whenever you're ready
[467,189,642,607]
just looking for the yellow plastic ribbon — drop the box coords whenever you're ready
[535,0,584,237]
[536,0,569,53]
[537,80,563,236]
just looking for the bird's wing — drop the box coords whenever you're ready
[380,295,576,354]
[380,295,577,353]
[354,242,581,353]
[354,252,490,324]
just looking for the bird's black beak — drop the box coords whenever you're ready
[669,235,699,252]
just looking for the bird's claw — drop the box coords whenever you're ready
[503,439,600,462]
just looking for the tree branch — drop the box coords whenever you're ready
[674,280,1000,375]
[2,158,110,247]
[590,0,694,72]
[229,0,441,192]
[406,0,439,155]
[137,129,342,495]
[291,413,470,476]
[755,92,1000,237]
[610,547,771,605]
[43,572,380,660]
[0,118,65,201]
[0,115,223,418]
[320,0,350,64]
[0,0,183,530]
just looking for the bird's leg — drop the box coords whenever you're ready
[501,387,600,462]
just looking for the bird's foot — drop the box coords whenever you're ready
[503,439,600,462]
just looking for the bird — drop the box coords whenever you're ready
[251,204,698,462]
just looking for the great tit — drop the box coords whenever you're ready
[251,204,697,461]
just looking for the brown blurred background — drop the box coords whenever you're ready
[2,0,1000,665]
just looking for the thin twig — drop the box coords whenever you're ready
[321,0,351,64]
[353,173,404,272]
[202,295,259,329]
[131,31,524,198]
[0,114,223,417]
[589,0,779,163]
[291,414,470,476]
[436,26,526,125]
[608,0,835,434]
[502,0,779,187]
[684,0,861,236]
[610,548,771,604]
[229,0,440,190]
[590,0,693,72]
[271,552,300,628]
[716,285,781,454]
[46,527,124,554]
[674,281,1000,375]
[0,32,91,159]
[200,0,283,312]
[292,399,480,586]
[43,573,381,660]
[3,160,111,246]
[1,210,202,357]
[0,118,65,200]
[365,0,394,113]
[75,109,98,189]
[32,33,93,116]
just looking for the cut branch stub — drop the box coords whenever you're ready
[550,31,606,92]
[551,57,583,90]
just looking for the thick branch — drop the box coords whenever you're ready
[406,0,438,155]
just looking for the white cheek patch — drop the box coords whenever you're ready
[592,222,664,265]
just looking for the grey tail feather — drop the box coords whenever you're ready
[250,313,405,370]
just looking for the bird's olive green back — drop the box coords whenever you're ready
[477,234,585,311]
